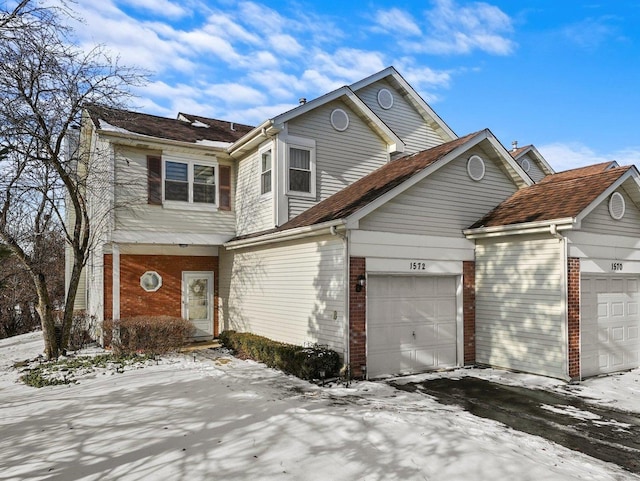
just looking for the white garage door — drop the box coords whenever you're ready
[581,275,640,377]
[367,276,457,378]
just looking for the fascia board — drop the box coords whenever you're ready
[96,129,229,154]
[486,136,534,187]
[345,130,489,225]
[463,217,576,239]
[574,168,638,225]
[227,120,277,157]
[388,71,458,141]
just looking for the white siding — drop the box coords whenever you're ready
[356,79,445,154]
[235,148,274,235]
[287,99,388,220]
[359,149,518,237]
[518,153,545,182]
[113,146,236,237]
[475,235,567,379]
[85,244,105,322]
[219,235,346,355]
[581,189,640,237]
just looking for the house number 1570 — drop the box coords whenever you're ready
[612,262,623,271]
[410,262,426,270]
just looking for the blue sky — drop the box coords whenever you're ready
[66,0,640,171]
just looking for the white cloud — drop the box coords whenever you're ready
[310,48,387,86]
[561,16,622,50]
[372,8,422,36]
[118,0,187,19]
[204,83,266,105]
[538,142,640,172]
[417,0,516,55]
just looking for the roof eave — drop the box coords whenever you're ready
[94,128,231,153]
[223,219,347,250]
[463,217,576,239]
[227,120,279,157]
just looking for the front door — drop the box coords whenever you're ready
[182,271,214,339]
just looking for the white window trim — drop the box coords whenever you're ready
[285,136,316,199]
[258,144,273,198]
[162,153,219,211]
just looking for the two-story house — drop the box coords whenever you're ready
[71,67,640,381]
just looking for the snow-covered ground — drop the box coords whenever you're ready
[1,332,638,481]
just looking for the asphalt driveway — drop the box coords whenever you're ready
[390,376,640,474]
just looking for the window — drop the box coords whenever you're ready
[140,271,162,292]
[165,161,189,201]
[261,149,272,195]
[146,155,223,208]
[289,147,311,193]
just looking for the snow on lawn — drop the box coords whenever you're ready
[1,332,638,481]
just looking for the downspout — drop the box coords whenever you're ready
[551,224,573,381]
[330,225,350,378]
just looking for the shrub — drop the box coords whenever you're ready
[103,316,194,356]
[219,330,341,381]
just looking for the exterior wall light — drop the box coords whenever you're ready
[355,274,366,292]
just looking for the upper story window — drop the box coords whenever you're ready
[285,136,316,199]
[261,149,272,195]
[147,154,231,210]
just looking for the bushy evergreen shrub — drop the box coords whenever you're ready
[219,330,341,381]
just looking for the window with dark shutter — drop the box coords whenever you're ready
[219,165,231,211]
[147,156,162,205]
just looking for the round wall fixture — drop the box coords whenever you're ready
[609,192,626,220]
[377,88,394,110]
[330,108,349,131]
[467,155,486,181]
[520,158,531,172]
[140,271,162,292]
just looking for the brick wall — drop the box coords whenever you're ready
[463,261,476,365]
[567,257,580,379]
[103,254,219,336]
[349,257,366,378]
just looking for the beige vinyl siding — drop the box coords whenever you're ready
[85,245,105,322]
[475,235,566,379]
[113,146,236,236]
[236,149,274,235]
[356,79,445,154]
[219,235,346,355]
[581,189,640,236]
[359,150,518,237]
[518,154,545,182]
[287,99,388,220]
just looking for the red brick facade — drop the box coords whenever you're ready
[567,257,581,379]
[463,261,476,365]
[103,254,219,336]
[349,257,366,378]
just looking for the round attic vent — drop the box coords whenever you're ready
[520,158,531,172]
[609,192,626,220]
[467,155,485,181]
[377,88,394,110]
[330,108,349,131]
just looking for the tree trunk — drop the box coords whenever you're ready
[34,273,58,359]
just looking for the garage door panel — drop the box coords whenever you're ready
[582,274,640,377]
[367,275,458,378]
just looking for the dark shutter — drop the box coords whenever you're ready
[219,165,231,211]
[147,156,162,205]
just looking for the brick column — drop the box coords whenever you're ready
[567,257,581,379]
[349,257,366,378]
[463,261,476,365]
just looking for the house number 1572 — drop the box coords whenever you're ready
[410,262,426,270]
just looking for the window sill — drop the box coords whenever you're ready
[162,201,218,212]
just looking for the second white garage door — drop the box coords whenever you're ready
[367,275,457,378]
[581,275,640,377]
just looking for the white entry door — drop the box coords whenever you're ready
[581,275,640,377]
[182,271,214,339]
[367,275,458,378]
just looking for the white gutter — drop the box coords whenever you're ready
[463,217,576,239]
[224,219,347,250]
[227,120,279,157]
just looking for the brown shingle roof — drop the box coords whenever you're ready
[510,145,532,158]
[231,131,483,242]
[469,165,632,229]
[85,105,254,144]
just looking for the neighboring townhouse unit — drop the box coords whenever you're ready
[71,66,640,381]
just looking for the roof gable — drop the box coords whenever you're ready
[469,165,635,230]
[510,144,555,179]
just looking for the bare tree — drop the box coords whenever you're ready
[0,0,146,357]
